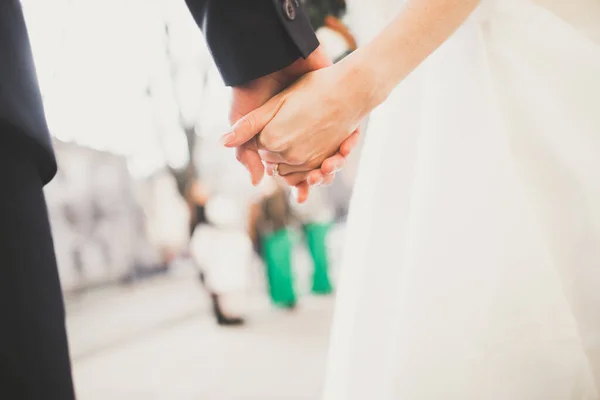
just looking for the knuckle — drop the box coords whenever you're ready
[258,128,283,152]
[298,154,320,170]
[284,150,305,166]
[256,134,269,151]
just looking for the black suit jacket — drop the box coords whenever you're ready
[0,0,56,184]
[0,0,318,184]
[185,0,319,86]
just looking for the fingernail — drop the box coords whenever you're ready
[327,164,342,175]
[220,130,235,146]
[310,177,324,186]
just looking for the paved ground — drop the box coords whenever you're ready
[67,269,336,400]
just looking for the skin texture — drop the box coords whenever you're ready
[227,46,360,202]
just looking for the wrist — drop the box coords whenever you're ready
[338,49,392,114]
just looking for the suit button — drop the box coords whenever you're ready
[283,0,296,21]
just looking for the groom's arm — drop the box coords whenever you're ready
[185,0,319,86]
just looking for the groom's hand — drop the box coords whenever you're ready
[229,76,285,186]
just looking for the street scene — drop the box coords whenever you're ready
[4,0,600,399]
[68,263,336,400]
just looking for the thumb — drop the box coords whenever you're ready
[237,145,265,186]
[220,95,283,148]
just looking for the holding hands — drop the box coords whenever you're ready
[224,46,374,202]
[222,0,481,202]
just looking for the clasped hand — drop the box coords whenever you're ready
[224,48,372,202]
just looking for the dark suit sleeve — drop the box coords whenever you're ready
[185,0,319,86]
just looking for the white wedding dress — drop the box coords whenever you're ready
[324,0,600,399]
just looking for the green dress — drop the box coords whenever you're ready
[303,222,333,294]
[262,228,296,307]
[258,190,334,308]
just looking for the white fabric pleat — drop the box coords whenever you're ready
[324,1,600,398]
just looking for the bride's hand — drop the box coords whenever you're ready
[222,59,379,189]
[272,127,360,187]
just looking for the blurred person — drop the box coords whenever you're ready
[185,179,211,283]
[250,178,298,309]
[186,179,211,238]
[290,188,335,295]
[224,0,600,398]
[250,178,335,309]
[190,191,252,326]
[0,0,355,397]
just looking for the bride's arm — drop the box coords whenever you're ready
[357,0,480,105]
[223,0,480,189]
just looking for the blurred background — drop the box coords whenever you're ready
[21,0,364,398]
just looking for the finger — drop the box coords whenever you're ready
[294,181,310,203]
[221,95,284,148]
[264,161,308,177]
[236,146,265,186]
[339,128,361,157]
[307,170,335,186]
[258,149,286,164]
[284,169,335,187]
[321,173,336,186]
[266,162,314,176]
[320,154,346,176]
[306,170,326,186]
[265,162,278,177]
[282,172,311,187]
